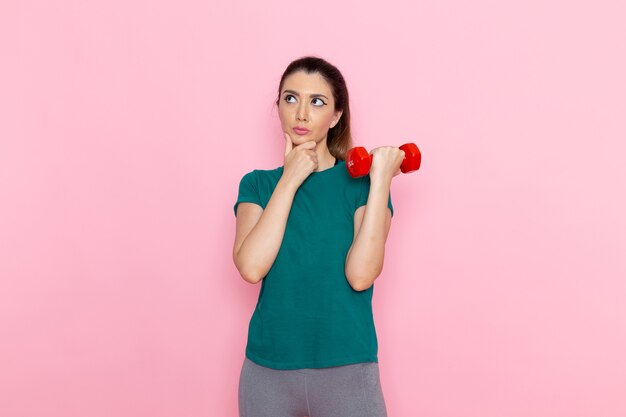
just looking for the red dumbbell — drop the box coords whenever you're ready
[346,143,421,178]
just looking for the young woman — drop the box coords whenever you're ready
[233,56,404,417]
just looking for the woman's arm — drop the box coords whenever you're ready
[234,136,319,284]
[233,177,298,284]
[345,176,393,291]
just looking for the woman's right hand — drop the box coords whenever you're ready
[281,132,318,188]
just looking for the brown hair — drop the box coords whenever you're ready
[275,56,353,161]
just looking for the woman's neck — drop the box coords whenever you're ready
[313,142,336,172]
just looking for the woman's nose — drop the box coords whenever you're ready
[296,106,308,121]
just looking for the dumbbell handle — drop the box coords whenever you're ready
[346,143,421,178]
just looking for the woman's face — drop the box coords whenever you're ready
[278,70,342,145]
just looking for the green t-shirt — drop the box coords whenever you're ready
[233,158,394,370]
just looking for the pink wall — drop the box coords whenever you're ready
[1,0,625,416]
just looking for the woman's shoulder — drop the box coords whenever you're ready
[256,165,284,180]
[239,165,283,189]
[240,164,283,177]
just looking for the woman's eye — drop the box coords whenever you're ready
[284,95,326,106]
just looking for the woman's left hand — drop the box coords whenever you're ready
[368,146,405,182]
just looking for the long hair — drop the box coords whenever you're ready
[275,56,353,161]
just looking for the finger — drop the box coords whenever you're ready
[299,140,316,149]
[284,133,292,157]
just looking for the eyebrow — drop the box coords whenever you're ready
[282,89,329,100]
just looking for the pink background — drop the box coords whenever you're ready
[1,0,625,416]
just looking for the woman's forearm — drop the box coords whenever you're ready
[345,176,393,290]
[235,177,298,283]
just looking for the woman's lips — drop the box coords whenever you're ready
[293,127,309,135]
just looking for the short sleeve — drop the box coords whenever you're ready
[355,175,394,218]
[234,170,262,216]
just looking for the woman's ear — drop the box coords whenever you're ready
[331,110,343,128]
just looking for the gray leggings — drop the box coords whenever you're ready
[238,356,388,417]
